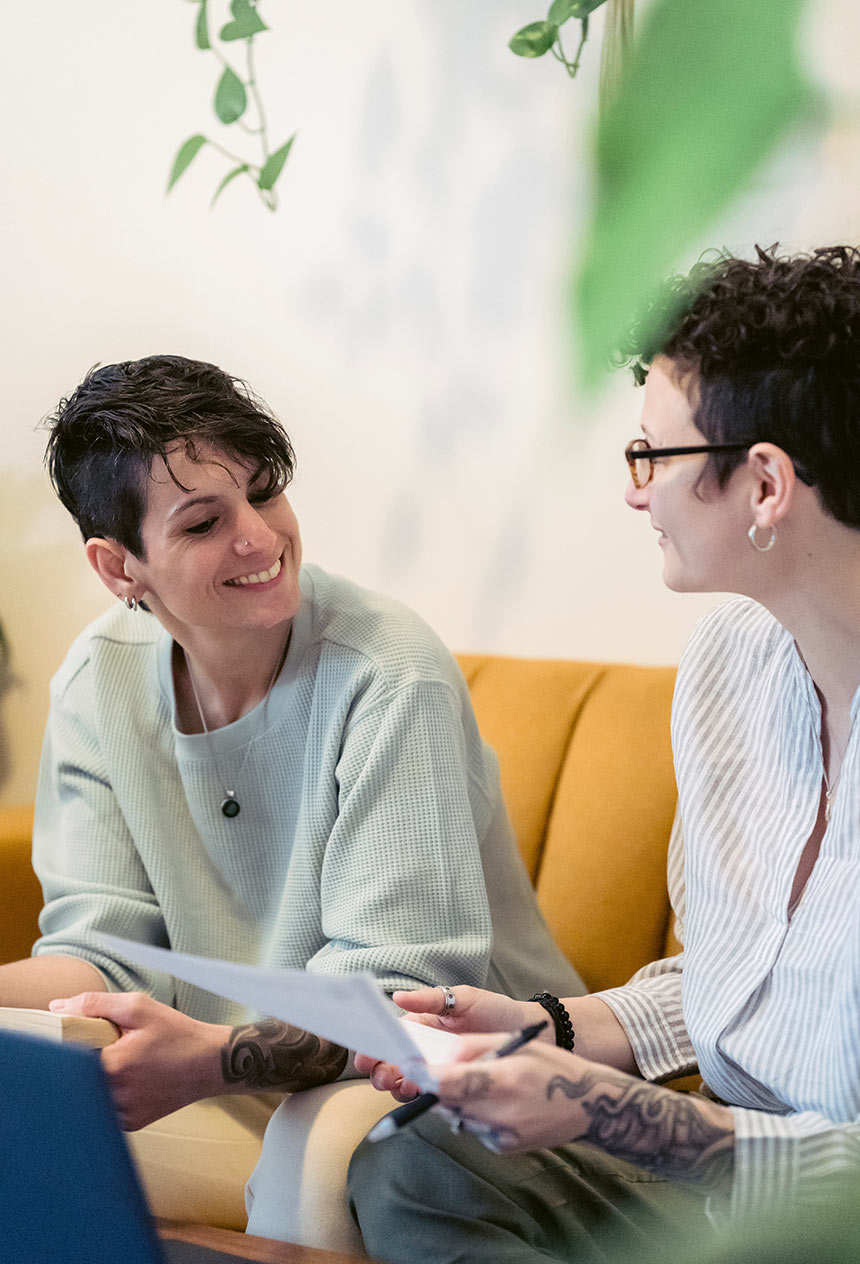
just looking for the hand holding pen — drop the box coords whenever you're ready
[368,1019,548,1142]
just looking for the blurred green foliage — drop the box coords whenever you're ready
[627,1176,859,1264]
[573,0,818,387]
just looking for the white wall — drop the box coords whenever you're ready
[1,0,857,805]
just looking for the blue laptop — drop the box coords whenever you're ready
[0,1029,259,1264]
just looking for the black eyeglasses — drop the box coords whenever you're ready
[624,438,749,489]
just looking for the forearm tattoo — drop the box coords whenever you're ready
[548,1069,734,1192]
[221,1018,348,1091]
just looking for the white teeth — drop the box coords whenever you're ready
[229,557,282,587]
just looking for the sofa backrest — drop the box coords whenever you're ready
[457,655,679,994]
[0,804,39,964]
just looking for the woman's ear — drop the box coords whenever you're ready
[746,443,796,528]
[85,537,140,605]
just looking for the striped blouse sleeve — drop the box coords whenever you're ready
[724,1108,860,1220]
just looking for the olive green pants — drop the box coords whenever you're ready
[348,1112,710,1264]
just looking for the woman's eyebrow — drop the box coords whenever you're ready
[167,494,221,521]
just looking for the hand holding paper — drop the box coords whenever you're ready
[92,933,462,1086]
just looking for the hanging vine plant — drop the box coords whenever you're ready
[167,0,294,210]
[509,0,609,78]
[167,0,619,212]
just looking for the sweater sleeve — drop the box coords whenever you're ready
[31,676,174,1003]
[304,679,493,992]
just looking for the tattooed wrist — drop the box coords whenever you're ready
[221,1018,348,1091]
[548,1068,734,1193]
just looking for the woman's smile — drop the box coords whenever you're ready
[225,555,284,588]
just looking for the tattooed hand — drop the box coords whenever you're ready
[49,993,349,1130]
[222,1019,348,1092]
[431,1035,734,1193]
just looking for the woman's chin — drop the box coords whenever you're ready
[661,559,694,593]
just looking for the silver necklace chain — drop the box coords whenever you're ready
[823,760,844,823]
[795,644,849,824]
[820,715,848,824]
[185,635,289,819]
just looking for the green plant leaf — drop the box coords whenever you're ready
[195,0,210,50]
[220,0,268,42]
[574,0,818,388]
[167,134,207,192]
[258,135,296,191]
[214,66,247,124]
[548,0,605,24]
[210,163,249,208]
[509,21,558,59]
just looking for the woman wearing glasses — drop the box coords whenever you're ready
[349,245,860,1262]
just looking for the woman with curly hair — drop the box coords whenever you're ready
[349,245,860,1262]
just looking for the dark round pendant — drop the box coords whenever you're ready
[221,796,241,819]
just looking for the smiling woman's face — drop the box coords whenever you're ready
[625,358,753,594]
[121,440,302,641]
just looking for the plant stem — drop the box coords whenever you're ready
[570,17,589,75]
[246,37,270,161]
[555,18,590,78]
[203,135,261,172]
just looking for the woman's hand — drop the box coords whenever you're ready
[429,1034,597,1151]
[50,991,230,1130]
[394,985,540,1035]
[356,985,545,1102]
[429,1035,736,1192]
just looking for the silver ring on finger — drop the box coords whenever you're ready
[438,986,456,1016]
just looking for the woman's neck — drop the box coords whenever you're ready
[173,623,292,732]
[763,585,860,727]
[745,505,860,721]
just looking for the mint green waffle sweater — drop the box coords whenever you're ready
[34,565,584,1024]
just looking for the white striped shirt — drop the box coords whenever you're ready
[600,597,860,1218]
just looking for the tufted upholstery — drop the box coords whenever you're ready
[457,655,680,989]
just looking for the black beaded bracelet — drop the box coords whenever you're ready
[529,992,575,1052]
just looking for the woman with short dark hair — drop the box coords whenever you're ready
[3,353,583,1220]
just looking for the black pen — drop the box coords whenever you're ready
[367,1018,549,1142]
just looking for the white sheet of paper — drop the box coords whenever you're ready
[93,933,461,1078]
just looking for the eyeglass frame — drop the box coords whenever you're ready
[624,438,749,489]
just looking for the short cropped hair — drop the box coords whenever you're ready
[625,244,860,528]
[44,355,296,557]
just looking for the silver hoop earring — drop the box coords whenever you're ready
[748,523,776,553]
[122,595,139,612]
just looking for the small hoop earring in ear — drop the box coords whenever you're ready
[748,523,776,553]
[122,595,139,612]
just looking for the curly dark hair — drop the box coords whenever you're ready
[44,355,296,557]
[624,244,860,528]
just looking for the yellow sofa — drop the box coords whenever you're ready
[0,654,680,1253]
